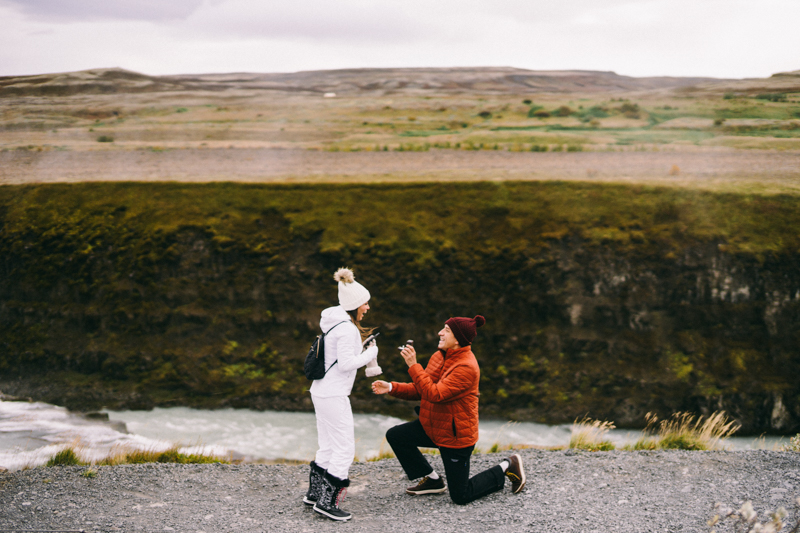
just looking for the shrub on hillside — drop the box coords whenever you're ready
[617,102,641,119]
[554,106,574,117]
[755,93,787,102]
[527,105,543,117]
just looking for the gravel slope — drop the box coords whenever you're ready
[1,449,798,533]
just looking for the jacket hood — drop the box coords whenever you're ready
[320,305,353,332]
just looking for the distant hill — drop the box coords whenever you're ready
[0,68,186,97]
[679,69,800,96]
[0,66,740,97]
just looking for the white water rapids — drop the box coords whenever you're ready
[0,400,786,472]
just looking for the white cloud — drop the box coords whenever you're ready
[0,0,798,78]
[184,0,437,43]
[1,0,205,21]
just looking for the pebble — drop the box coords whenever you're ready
[0,450,798,532]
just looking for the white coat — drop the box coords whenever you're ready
[309,305,378,398]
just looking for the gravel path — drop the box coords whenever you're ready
[1,449,798,532]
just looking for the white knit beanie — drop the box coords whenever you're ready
[334,268,371,311]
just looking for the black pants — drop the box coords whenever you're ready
[385,419,505,505]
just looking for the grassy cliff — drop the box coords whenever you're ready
[1,181,799,432]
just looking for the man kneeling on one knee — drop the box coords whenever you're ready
[372,315,525,505]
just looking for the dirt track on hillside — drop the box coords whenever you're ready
[2,148,800,192]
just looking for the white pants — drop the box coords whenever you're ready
[311,394,354,480]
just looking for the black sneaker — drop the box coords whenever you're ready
[505,454,526,494]
[406,476,446,495]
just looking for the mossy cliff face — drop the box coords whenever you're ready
[0,182,798,433]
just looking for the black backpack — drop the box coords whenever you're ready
[303,321,348,380]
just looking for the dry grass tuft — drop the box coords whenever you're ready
[639,411,739,451]
[569,417,616,451]
[46,443,229,468]
[46,448,83,467]
[97,445,228,465]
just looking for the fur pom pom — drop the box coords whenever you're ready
[474,315,486,328]
[333,267,355,284]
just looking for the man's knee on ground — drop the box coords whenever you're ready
[448,486,470,506]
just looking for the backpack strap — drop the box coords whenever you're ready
[322,321,350,374]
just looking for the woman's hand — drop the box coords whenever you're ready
[400,345,417,367]
[371,380,391,395]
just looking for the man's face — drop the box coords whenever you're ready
[438,324,459,351]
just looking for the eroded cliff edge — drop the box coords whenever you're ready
[1,182,798,433]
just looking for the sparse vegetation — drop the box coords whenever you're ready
[755,93,788,102]
[46,448,82,467]
[96,135,114,143]
[781,434,800,452]
[624,412,740,451]
[569,417,616,451]
[45,445,228,467]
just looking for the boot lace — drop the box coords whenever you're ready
[335,487,348,507]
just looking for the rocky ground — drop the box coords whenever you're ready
[1,449,798,533]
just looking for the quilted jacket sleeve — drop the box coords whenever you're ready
[408,362,477,403]
[389,381,421,401]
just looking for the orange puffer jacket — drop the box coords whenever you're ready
[389,346,480,448]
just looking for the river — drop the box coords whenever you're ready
[0,400,787,472]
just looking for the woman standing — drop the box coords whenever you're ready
[304,267,381,522]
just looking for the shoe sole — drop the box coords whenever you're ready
[313,505,352,521]
[302,497,315,506]
[510,453,526,494]
[406,487,447,495]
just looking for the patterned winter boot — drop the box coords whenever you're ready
[303,461,325,506]
[313,471,352,521]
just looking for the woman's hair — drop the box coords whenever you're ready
[347,309,376,341]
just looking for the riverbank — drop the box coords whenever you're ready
[1,449,798,532]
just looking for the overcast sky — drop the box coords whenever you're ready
[1,0,798,79]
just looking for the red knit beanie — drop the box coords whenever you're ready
[445,315,486,346]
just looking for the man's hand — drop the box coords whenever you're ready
[400,345,417,367]
[372,380,391,395]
